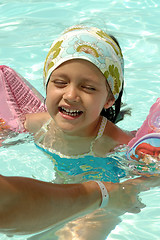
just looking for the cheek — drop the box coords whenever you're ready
[45,92,51,107]
[85,92,107,111]
[46,88,56,104]
[45,98,51,114]
[45,97,49,110]
[87,100,105,117]
[45,92,55,112]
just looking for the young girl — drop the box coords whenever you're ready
[25,25,133,160]
[22,25,135,239]
[0,25,159,239]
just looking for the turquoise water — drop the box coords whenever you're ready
[0,0,160,239]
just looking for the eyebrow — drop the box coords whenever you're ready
[81,78,100,86]
[50,73,70,81]
[51,73,100,84]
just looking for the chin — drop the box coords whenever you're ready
[56,123,78,133]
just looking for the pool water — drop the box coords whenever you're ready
[0,0,160,239]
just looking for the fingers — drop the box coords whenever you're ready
[124,177,152,193]
[129,206,141,213]
[128,202,146,214]
[117,182,147,214]
[127,196,146,214]
[135,176,160,190]
[107,181,148,215]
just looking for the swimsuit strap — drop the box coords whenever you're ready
[34,118,52,142]
[90,117,107,154]
[95,117,108,140]
[40,118,52,133]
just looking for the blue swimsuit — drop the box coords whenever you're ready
[35,117,125,182]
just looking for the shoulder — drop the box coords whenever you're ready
[104,120,133,145]
[24,111,51,134]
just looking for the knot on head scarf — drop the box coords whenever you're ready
[43,25,124,100]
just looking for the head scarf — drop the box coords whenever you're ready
[43,25,124,100]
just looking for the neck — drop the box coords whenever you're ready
[49,117,103,155]
[55,116,103,139]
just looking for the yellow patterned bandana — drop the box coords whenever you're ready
[43,25,124,100]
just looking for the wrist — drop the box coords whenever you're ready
[83,181,110,209]
[82,181,102,210]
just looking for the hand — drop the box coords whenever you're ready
[0,118,10,131]
[103,176,160,215]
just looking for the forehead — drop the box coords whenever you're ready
[49,59,112,93]
[51,59,105,78]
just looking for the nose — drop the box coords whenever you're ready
[63,85,80,103]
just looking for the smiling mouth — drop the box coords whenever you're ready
[59,107,83,117]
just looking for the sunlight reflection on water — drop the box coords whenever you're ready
[0,0,160,239]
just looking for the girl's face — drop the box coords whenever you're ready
[46,59,114,136]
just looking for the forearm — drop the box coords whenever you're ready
[0,175,101,235]
[1,174,157,235]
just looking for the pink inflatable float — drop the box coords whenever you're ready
[127,98,160,174]
[0,65,46,133]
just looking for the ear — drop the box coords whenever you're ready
[104,97,115,109]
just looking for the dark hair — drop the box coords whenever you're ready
[101,35,131,124]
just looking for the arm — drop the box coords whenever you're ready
[0,175,100,235]
[24,111,50,134]
[1,175,159,235]
[0,113,49,146]
[104,120,133,146]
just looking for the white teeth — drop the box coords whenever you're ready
[61,107,81,113]
[60,107,82,116]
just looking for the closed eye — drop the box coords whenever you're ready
[81,85,96,92]
[52,80,68,87]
